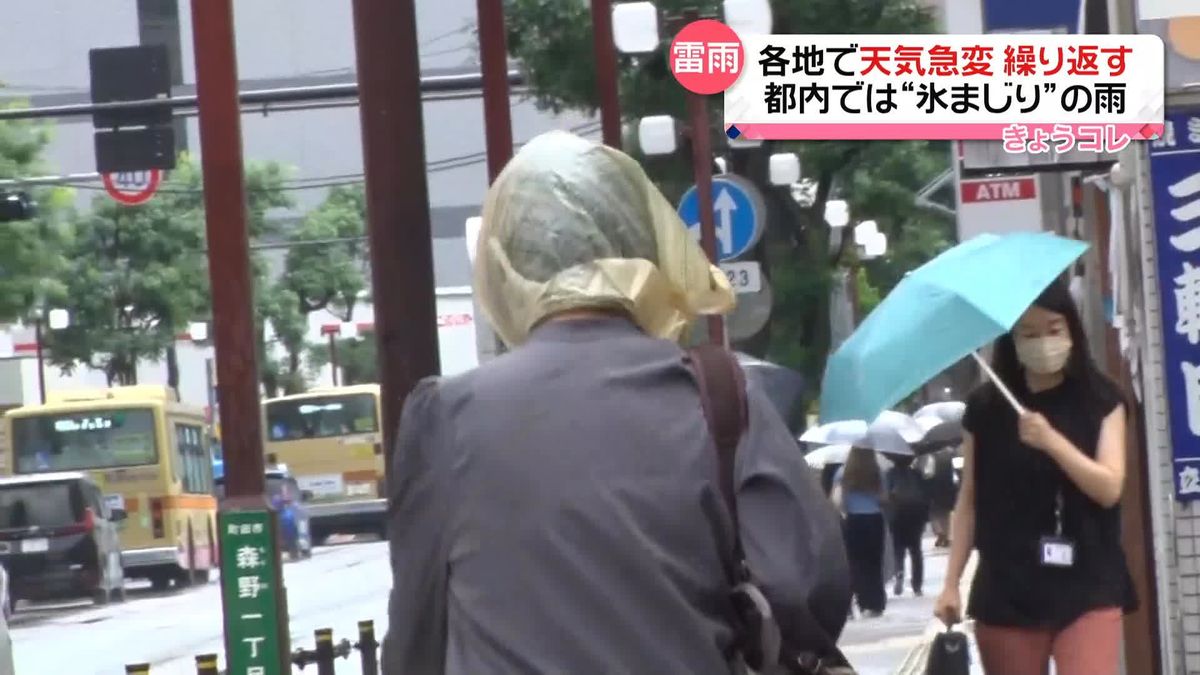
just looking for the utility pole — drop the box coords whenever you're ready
[191,0,265,502]
[590,0,623,148]
[686,89,725,347]
[33,318,46,405]
[191,1,288,672]
[673,8,725,347]
[476,0,514,181]
[475,0,514,358]
[352,0,441,470]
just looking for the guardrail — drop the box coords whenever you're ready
[124,620,381,674]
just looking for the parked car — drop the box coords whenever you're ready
[0,473,126,607]
[215,467,312,560]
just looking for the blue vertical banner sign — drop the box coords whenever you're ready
[981,0,1081,33]
[1149,107,1200,500]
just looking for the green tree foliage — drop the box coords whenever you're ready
[49,156,294,392]
[504,0,956,387]
[257,281,308,396]
[282,185,367,318]
[0,103,72,323]
[263,185,369,394]
[49,161,207,386]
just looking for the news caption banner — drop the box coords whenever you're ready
[667,23,1166,153]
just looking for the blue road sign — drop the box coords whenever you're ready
[1149,107,1200,501]
[677,175,764,262]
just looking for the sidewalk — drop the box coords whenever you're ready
[836,538,983,675]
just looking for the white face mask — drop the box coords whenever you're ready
[1014,335,1073,375]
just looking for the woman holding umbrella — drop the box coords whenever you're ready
[933,280,1135,674]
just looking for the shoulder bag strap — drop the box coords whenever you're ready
[686,344,749,577]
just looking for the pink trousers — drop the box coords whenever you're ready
[974,607,1122,675]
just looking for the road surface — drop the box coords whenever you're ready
[11,537,969,674]
[10,541,391,674]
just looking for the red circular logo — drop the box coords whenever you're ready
[668,20,744,95]
[102,170,162,206]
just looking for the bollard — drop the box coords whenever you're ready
[315,628,336,675]
[125,665,151,675]
[195,653,220,675]
[356,620,380,675]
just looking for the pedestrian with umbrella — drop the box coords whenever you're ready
[819,232,1135,675]
[830,446,890,619]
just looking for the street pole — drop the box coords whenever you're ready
[351,0,441,473]
[328,333,340,387]
[590,0,622,148]
[686,91,726,347]
[848,260,862,325]
[192,2,289,672]
[475,0,514,358]
[34,318,46,404]
[476,0,514,181]
[191,0,265,501]
[205,357,216,440]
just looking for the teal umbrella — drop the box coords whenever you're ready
[819,232,1088,424]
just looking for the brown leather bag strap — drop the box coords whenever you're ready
[686,344,748,535]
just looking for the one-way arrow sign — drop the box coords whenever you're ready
[677,174,765,262]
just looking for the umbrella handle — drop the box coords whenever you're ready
[970,351,1027,415]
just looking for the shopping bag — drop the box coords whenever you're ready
[924,626,970,675]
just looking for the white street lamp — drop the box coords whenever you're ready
[863,230,889,259]
[612,2,660,54]
[465,216,483,266]
[48,309,71,331]
[340,322,359,340]
[854,219,879,246]
[187,320,208,342]
[722,0,773,36]
[824,200,850,229]
[637,115,678,156]
[768,152,801,186]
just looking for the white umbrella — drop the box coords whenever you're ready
[915,401,966,424]
[799,410,924,446]
[805,443,893,470]
[873,410,926,443]
[799,419,869,445]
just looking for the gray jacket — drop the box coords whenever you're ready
[383,318,850,674]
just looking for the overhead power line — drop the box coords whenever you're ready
[0,121,603,192]
[0,70,525,122]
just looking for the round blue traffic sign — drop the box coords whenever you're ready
[677,174,765,262]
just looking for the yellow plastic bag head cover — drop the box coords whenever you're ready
[474,131,736,347]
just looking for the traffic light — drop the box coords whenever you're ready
[0,191,37,222]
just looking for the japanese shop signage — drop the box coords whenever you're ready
[1148,108,1200,500]
[219,509,288,674]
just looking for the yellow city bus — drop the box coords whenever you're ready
[262,384,385,542]
[2,386,218,590]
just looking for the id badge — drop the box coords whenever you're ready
[1039,536,1075,568]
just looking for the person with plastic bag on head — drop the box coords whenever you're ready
[381,131,852,675]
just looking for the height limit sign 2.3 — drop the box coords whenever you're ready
[677,174,766,262]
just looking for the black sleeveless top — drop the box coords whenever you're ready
[964,380,1136,629]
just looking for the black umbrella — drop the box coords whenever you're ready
[736,352,807,432]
